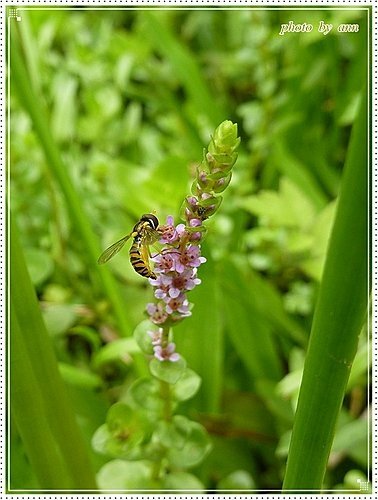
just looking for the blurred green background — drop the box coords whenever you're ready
[9,7,370,492]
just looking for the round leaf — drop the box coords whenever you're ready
[133,319,156,355]
[149,357,187,384]
[166,419,212,468]
[162,471,205,491]
[172,368,201,401]
[128,378,163,413]
[106,403,134,432]
[217,470,256,490]
[92,424,143,461]
[97,459,157,490]
[155,419,187,449]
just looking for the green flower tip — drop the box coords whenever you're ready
[213,120,240,152]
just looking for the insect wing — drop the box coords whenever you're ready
[142,226,161,245]
[97,233,132,264]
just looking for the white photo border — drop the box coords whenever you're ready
[3,0,374,497]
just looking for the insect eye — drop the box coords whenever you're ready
[142,213,159,230]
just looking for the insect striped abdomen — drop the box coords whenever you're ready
[129,237,157,279]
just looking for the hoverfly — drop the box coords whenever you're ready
[97,213,160,279]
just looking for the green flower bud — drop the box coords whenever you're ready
[197,169,214,190]
[213,172,232,193]
[186,121,239,220]
[198,195,223,218]
[209,120,240,155]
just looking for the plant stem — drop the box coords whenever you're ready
[282,88,368,491]
[160,326,172,421]
[160,380,172,423]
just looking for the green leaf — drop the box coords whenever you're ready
[133,320,155,355]
[68,325,102,352]
[217,470,256,490]
[155,417,188,449]
[331,416,368,467]
[301,201,337,281]
[94,85,122,119]
[171,368,202,402]
[91,423,143,461]
[162,471,205,491]
[276,431,292,459]
[106,403,135,433]
[97,459,156,490]
[240,178,317,230]
[256,380,294,427]
[149,356,187,384]
[276,370,303,404]
[92,402,152,460]
[128,378,164,413]
[92,338,139,370]
[143,156,189,211]
[58,363,103,389]
[166,418,212,468]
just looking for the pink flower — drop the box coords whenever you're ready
[175,245,206,273]
[149,275,172,300]
[165,294,191,316]
[153,343,180,362]
[152,252,177,273]
[146,302,169,325]
[150,269,200,299]
[158,215,178,244]
[146,215,206,326]
[189,218,202,227]
[159,216,187,244]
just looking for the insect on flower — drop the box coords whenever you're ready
[97,213,160,279]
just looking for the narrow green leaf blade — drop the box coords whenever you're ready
[283,88,368,491]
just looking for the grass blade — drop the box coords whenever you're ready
[10,216,97,490]
[10,305,72,490]
[282,88,368,490]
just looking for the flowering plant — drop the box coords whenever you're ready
[93,121,240,490]
[146,120,240,363]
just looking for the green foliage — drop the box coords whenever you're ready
[218,470,256,490]
[97,459,158,490]
[149,356,187,384]
[10,6,369,493]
